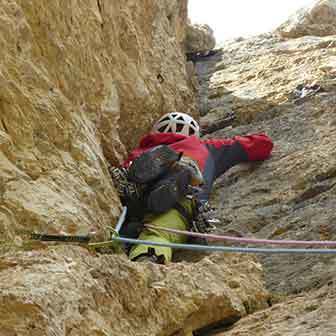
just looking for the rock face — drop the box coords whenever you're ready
[0,0,195,244]
[276,0,336,38]
[185,23,216,53]
[0,247,269,336]
[0,1,271,336]
[3,1,336,335]
[201,32,336,295]
[217,283,336,336]
[193,29,336,335]
[201,33,336,126]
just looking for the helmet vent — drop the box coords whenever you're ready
[158,126,167,132]
[160,117,170,123]
[176,124,184,132]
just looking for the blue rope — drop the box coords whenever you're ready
[113,236,336,254]
[114,206,128,234]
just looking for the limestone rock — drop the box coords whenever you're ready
[185,23,216,54]
[201,32,336,295]
[0,2,272,335]
[217,284,336,336]
[0,246,269,336]
[199,33,336,125]
[5,0,336,334]
[0,0,195,244]
[209,32,336,293]
[192,30,336,334]
[276,0,336,38]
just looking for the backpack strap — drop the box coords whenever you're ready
[173,201,195,229]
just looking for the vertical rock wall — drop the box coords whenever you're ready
[0,0,196,244]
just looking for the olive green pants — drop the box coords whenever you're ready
[129,199,193,263]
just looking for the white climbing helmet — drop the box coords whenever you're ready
[152,112,200,137]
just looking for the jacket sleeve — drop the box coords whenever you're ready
[202,133,273,178]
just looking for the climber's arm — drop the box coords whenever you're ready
[202,134,273,178]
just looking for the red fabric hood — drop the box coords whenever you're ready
[138,133,188,149]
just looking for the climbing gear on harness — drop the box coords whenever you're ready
[127,145,181,184]
[128,199,193,262]
[172,199,218,235]
[109,166,144,201]
[192,201,219,233]
[109,148,203,215]
[152,112,200,137]
[119,220,144,254]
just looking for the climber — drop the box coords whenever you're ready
[109,112,273,264]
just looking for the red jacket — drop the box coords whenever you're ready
[123,132,273,201]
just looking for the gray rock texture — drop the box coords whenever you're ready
[194,31,336,335]
[185,23,216,53]
[276,0,336,38]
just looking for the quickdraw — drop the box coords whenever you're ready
[30,207,128,252]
